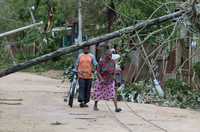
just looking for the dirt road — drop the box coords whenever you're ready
[0,72,200,132]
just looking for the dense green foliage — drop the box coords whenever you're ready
[164,79,200,109]
[0,0,179,72]
[117,79,200,109]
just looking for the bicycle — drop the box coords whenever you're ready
[63,67,79,107]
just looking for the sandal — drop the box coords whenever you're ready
[115,108,122,112]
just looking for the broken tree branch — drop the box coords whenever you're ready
[0,10,190,78]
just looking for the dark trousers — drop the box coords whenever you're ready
[78,79,92,104]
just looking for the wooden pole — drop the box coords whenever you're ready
[77,0,83,43]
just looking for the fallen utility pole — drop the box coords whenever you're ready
[0,21,43,38]
[0,10,190,78]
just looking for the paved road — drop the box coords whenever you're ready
[0,72,200,132]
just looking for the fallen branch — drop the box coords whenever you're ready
[134,21,178,82]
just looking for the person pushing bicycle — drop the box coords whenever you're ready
[75,46,98,108]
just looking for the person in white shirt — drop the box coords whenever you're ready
[111,48,122,87]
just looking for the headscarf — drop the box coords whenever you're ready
[98,49,115,76]
[104,49,112,61]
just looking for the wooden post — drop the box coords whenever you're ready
[77,0,83,44]
[188,33,192,85]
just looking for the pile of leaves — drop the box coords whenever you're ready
[117,80,159,103]
[118,79,200,109]
[163,79,200,109]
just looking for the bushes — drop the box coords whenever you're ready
[117,79,200,109]
[117,81,155,103]
[164,79,191,97]
[164,79,200,109]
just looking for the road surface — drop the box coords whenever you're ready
[0,72,200,132]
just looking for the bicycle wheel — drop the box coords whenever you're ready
[68,78,77,107]
[63,80,69,102]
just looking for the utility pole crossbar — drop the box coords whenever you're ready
[0,21,43,38]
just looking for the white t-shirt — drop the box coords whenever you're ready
[112,53,121,71]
